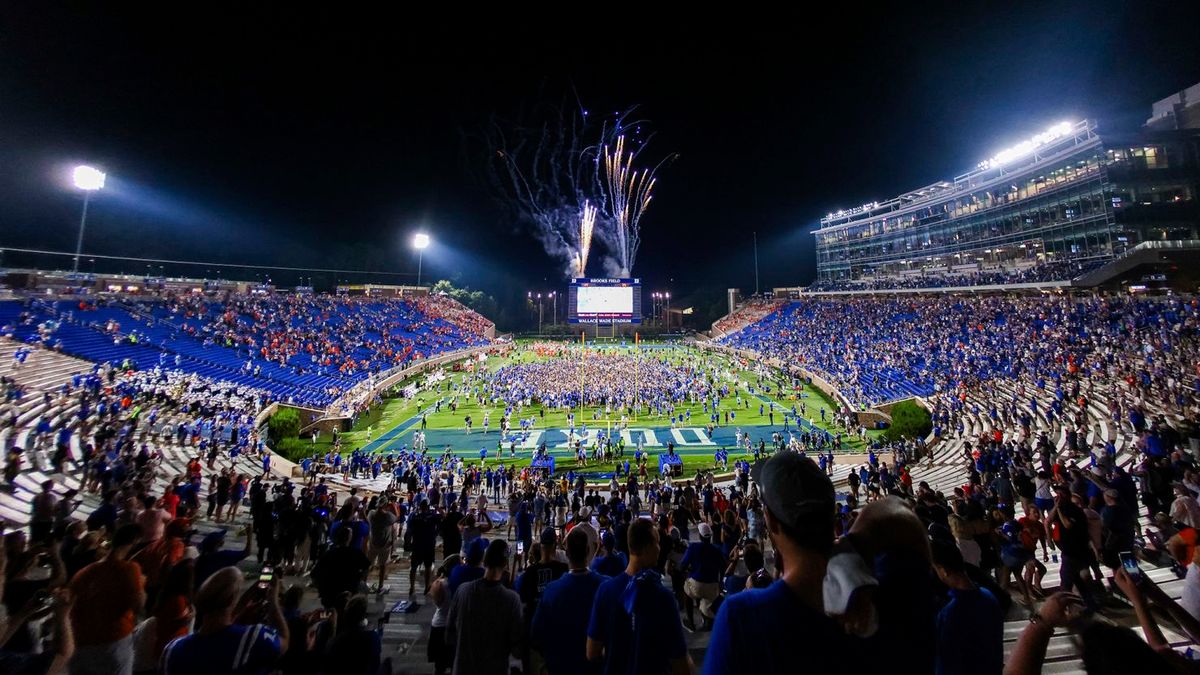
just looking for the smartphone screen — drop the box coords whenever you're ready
[257,565,274,589]
[516,541,524,556]
[1119,551,1142,579]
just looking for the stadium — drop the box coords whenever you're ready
[804,115,1200,292]
[4,8,1200,675]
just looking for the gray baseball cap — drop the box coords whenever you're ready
[751,453,835,529]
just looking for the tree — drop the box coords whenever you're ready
[267,407,302,445]
[883,400,933,443]
[430,279,501,323]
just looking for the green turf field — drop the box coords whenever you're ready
[300,340,882,475]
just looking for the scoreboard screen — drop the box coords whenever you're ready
[568,278,642,324]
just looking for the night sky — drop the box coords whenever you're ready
[2,3,1199,327]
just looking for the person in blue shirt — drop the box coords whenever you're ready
[194,526,253,589]
[930,539,1003,675]
[533,527,607,675]
[162,567,288,675]
[590,531,627,578]
[514,502,534,572]
[679,522,726,630]
[587,518,688,675]
[703,452,846,675]
[447,538,487,599]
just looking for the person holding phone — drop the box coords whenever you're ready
[160,567,289,675]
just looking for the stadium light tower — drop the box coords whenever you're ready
[412,232,431,287]
[71,165,106,274]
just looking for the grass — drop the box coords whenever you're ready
[295,340,884,473]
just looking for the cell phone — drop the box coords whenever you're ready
[256,565,274,590]
[1119,551,1142,581]
[516,541,525,556]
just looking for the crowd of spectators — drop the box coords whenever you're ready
[721,294,1200,410]
[155,293,488,374]
[2,292,493,410]
[711,299,785,336]
[10,286,1200,674]
[412,295,495,338]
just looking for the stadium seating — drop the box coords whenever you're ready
[719,294,1199,409]
[0,294,492,409]
[711,298,785,337]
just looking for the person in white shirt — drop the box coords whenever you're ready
[1172,483,1200,529]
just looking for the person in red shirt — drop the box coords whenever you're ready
[161,481,182,519]
[134,519,191,604]
[1018,510,1050,594]
[69,523,146,675]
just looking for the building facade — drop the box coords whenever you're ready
[812,114,1200,286]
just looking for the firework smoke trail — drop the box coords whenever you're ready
[603,135,663,276]
[473,93,672,279]
[576,201,597,278]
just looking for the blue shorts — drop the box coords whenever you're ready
[1034,497,1054,513]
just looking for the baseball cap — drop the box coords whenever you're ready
[200,529,227,551]
[698,523,713,538]
[750,453,834,530]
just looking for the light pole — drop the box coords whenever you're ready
[549,291,556,327]
[412,232,431,286]
[71,165,105,274]
[537,293,544,334]
[665,292,671,331]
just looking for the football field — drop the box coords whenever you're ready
[307,340,882,476]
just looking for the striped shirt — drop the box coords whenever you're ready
[161,623,281,675]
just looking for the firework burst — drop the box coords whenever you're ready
[576,201,597,277]
[603,135,667,276]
